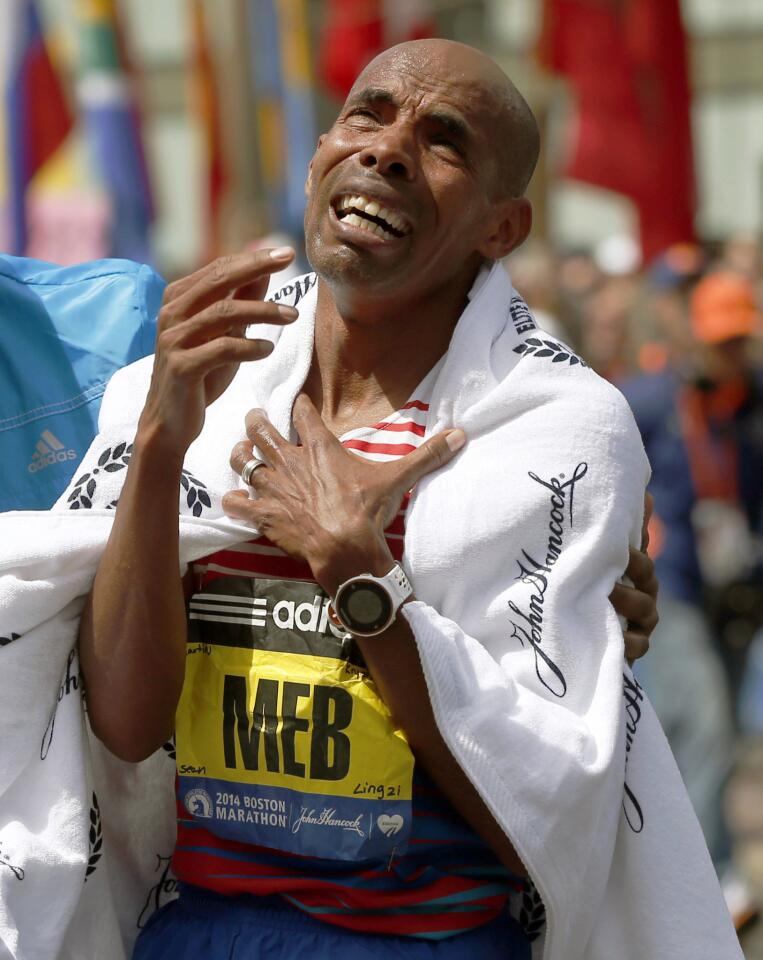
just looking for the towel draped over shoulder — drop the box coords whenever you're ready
[0,264,740,959]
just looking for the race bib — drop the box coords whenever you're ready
[175,576,414,861]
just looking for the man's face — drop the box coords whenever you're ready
[303,48,504,301]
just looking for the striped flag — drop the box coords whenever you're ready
[76,0,154,263]
[1,0,73,254]
[247,0,287,232]
[247,0,317,235]
[275,0,316,233]
[189,0,227,259]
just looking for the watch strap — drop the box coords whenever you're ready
[378,563,413,607]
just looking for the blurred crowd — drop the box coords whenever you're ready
[509,233,763,930]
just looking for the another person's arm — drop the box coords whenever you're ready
[613,492,658,664]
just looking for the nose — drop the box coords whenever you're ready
[358,123,416,180]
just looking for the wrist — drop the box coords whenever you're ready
[127,425,187,502]
[133,419,188,472]
[311,534,395,597]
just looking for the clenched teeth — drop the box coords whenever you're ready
[342,212,392,237]
[337,194,409,236]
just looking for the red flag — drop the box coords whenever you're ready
[319,0,434,100]
[627,0,696,256]
[540,0,695,261]
[319,0,382,99]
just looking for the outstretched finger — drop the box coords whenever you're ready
[171,248,295,320]
[170,299,298,348]
[221,489,261,525]
[229,440,269,483]
[244,408,291,466]
[175,336,275,378]
[392,428,466,490]
[162,247,292,307]
[291,393,339,447]
[162,261,212,307]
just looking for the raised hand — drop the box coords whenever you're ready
[222,393,466,593]
[138,248,298,459]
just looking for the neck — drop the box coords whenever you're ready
[304,268,480,433]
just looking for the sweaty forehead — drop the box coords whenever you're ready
[347,44,503,125]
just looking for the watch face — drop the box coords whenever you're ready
[336,581,393,635]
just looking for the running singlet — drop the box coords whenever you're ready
[173,365,524,939]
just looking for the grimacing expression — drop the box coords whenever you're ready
[303,44,524,300]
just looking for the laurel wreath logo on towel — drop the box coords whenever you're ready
[180,470,212,517]
[85,792,103,881]
[513,338,588,368]
[518,877,546,942]
[66,444,212,517]
[68,443,133,509]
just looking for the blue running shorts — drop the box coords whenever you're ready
[132,884,532,960]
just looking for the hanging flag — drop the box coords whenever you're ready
[540,0,646,202]
[319,0,434,100]
[540,0,695,261]
[275,0,316,233]
[626,0,696,258]
[76,0,154,263]
[1,0,73,254]
[319,0,382,100]
[247,0,287,232]
[189,0,227,260]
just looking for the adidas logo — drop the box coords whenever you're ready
[27,430,77,474]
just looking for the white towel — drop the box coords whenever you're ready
[0,263,740,959]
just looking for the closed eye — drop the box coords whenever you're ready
[425,113,469,159]
[348,108,381,122]
[430,135,465,160]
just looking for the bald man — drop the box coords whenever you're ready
[80,41,659,960]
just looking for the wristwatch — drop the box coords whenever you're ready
[329,564,413,637]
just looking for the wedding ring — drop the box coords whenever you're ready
[241,457,266,486]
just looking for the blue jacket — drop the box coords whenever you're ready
[0,256,164,511]
[622,366,763,603]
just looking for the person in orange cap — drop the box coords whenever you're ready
[692,271,759,342]
[691,271,760,385]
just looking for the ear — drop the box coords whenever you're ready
[476,197,533,260]
[305,134,327,198]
